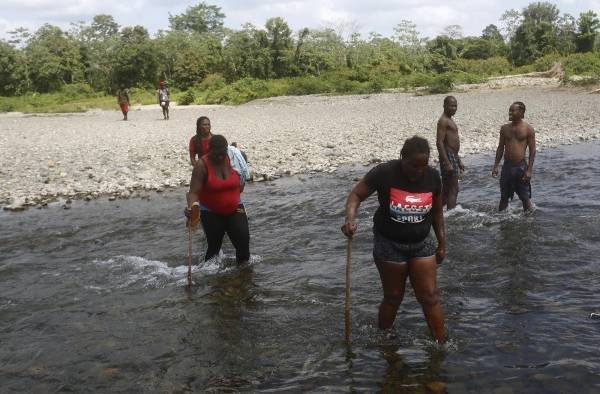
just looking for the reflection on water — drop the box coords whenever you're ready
[1,141,600,392]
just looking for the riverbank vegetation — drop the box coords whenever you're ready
[1,1,599,112]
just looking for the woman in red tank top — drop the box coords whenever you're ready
[186,135,250,264]
[189,116,213,166]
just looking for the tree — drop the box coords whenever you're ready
[460,37,495,59]
[222,25,271,80]
[443,25,464,39]
[508,2,561,66]
[90,14,120,41]
[576,11,600,53]
[556,14,577,54]
[482,24,503,42]
[295,28,346,75]
[113,26,158,88]
[265,17,293,78]
[393,20,422,48]
[68,15,121,92]
[0,41,23,95]
[169,2,225,34]
[500,9,522,42]
[7,27,31,48]
[25,24,84,92]
[428,35,457,72]
[521,2,559,25]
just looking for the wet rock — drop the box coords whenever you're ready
[425,381,447,394]
[108,196,116,201]
[102,367,120,379]
[3,199,26,212]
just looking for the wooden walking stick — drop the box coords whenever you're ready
[345,237,353,343]
[186,201,200,289]
[187,225,193,288]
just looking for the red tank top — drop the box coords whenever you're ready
[199,155,241,215]
[189,135,211,157]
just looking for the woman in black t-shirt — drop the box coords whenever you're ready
[341,136,446,342]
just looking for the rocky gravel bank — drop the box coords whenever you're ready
[1,87,599,211]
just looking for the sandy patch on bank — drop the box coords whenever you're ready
[1,87,599,210]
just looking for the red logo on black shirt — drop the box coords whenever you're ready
[389,188,433,223]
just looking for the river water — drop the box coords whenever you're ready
[1,141,600,393]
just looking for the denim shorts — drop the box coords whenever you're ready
[373,230,437,264]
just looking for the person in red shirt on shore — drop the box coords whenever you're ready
[185,135,250,264]
[189,116,212,166]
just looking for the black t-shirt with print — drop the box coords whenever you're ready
[364,160,441,243]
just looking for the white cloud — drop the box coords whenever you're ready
[1,0,597,40]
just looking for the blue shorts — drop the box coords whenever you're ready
[373,230,437,264]
[500,160,531,201]
[440,149,460,179]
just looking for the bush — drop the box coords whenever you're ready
[127,87,156,105]
[399,73,435,89]
[198,73,226,91]
[451,72,487,85]
[368,78,385,93]
[428,73,454,94]
[451,57,513,76]
[532,53,563,72]
[61,83,94,97]
[0,101,16,113]
[287,77,330,95]
[563,52,600,76]
[179,90,195,105]
[204,78,268,105]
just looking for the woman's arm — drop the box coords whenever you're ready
[341,180,373,238]
[186,161,207,208]
[189,151,198,166]
[431,192,446,264]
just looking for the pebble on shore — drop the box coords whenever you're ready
[1,86,599,211]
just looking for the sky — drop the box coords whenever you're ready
[1,0,599,41]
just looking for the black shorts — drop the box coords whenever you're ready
[373,230,437,264]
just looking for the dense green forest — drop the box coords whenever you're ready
[1,1,600,111]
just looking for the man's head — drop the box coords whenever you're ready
[443,96,457,116]
[400,135,430,182]
[208,134,228,163]
[159,81,165,87]
[509,101,525,121]
[196,116,211,136]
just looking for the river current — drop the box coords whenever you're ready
[1,141,599,392]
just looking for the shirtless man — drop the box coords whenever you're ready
[436,96,464,209]
[491,101,536,212]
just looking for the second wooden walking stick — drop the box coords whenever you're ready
[345,237,353,343]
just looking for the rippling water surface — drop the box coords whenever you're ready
[1,142,600,392]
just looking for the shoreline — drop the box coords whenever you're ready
[2,87,600,211]
[2,139,598,216]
